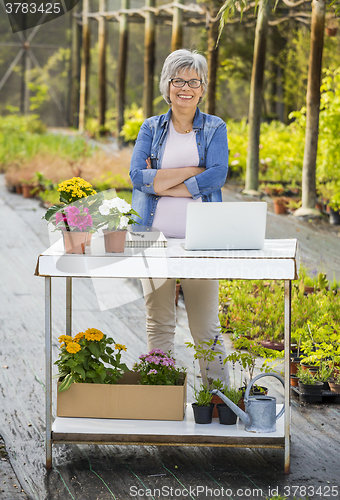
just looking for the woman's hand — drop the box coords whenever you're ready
[146,157,152,169]
[153,166,205,194]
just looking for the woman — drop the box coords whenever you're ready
[130,49,229,385]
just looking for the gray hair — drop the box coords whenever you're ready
[159,49,208,105]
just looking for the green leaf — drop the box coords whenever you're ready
[73,365,86,380]
[58,374,74,392]
[86,370,98,378]
[89,343,102,359]
[65,359,77,368]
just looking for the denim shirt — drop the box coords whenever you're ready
[129,107,228,227]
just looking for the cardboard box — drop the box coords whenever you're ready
[57,371,187,421]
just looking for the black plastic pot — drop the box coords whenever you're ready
[217,404,237,425]
[298,380,323,394]
[329,208,340,225]
[192,403,214,424]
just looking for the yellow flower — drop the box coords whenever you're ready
[66,342,81,354]
[115,343,127,351]
[84,328,104,342]
[58,335,73,344]
[73,332,85,342]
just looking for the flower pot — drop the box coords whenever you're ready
[273,198,287,215]
[15,184,23,194]
[260,340,284,351]
[86,232,93,246]
[300,363,318,375]
[211,394,224,418]
[329,208,340,225]
[328,379,340,394]
[22,184,36,198]
[192,403,214,424]
[321,381,330,391]
[298,380,323,395]
[290,374,299,387]
[325,27,338,36]
[304,285,315,295]
[63,231,88,254]
[103,230,127,253]
[217,403,237,425]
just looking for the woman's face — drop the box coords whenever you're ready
[169,68,203,113]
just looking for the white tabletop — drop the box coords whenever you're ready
[36,237,298,280]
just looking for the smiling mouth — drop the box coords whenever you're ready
[177,94,193,99]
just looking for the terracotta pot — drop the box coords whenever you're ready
[328,379,340,394]
[103,230,127,253]
[15,184,23,194]
[290,374,299,387]
[211,394,224,418]
[304,285,315,295]
[86,232,93,246]
[273,198,287,215]
[290,358,301,375]
[63,231,88,254]
[325,27,338,36]
[22,184,36,198]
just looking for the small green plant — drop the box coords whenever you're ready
[297,365,318,385]
[208,378,224,391]
[193,385,213,406]
[222,385,242,405]
[315,361,334,382]
[185,337,223,364]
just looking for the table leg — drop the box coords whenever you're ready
[45,277,52,469]
[66,277,72,336]
[284,280,291,474]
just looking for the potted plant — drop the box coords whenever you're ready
[297,365,323,395]
[216,386,242,425]
[192,385,214,424]
[315,361,334,391]
[98,196,140,252]
[272,196,288,215]
[328,373,340,394]
[43,177,100,253]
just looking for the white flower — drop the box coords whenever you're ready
[230,160,239,166]
[99,204,110,215]
[112,197,131,214]
[118,216,129,229]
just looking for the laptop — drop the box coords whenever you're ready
[185,202,267,250]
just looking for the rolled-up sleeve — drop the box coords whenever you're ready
[185,122,228,198]
[130,120,157,195]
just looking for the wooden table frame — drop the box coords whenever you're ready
[37,237,298,473]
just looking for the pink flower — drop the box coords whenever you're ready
[147,369,158,375]
[56,206,92,231]
[149,349,166,356]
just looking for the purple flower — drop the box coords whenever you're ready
[147,369,158,375]
[149,349,165,355]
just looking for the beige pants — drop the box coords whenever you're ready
[141,278,229,385]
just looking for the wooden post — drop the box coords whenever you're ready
[24,49,31,115]
[98,0,107,132]
[79,0,91,133]
[143,0,155,119]
[294,0,325,216]
[205,0,222,116]
[244,0,270,194]
[171,0,183,51]
[117,0,129,145]
[70,3,81,128]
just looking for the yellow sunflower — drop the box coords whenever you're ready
[84,328,104,342]
[66,342,81,354]
[58,335,73,344]
[115,343,127,351]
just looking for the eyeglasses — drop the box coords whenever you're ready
[170,78,202,89]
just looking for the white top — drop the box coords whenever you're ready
[152,120,202,238]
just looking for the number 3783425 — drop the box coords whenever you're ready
[5,3,61,14]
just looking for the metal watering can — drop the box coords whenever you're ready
[211,373,285,433]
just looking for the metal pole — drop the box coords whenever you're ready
[70,5,81,128]
[205,1,219,116]
[79,0,90,133]
[116,0,129,145]
[284,280,291,474]
[171,0,183,51]
[45,277,52,469]
[66,277,72,336]
[98,0,107,131]
[143,0,155,119]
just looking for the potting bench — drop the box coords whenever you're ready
[35,236,299,473]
